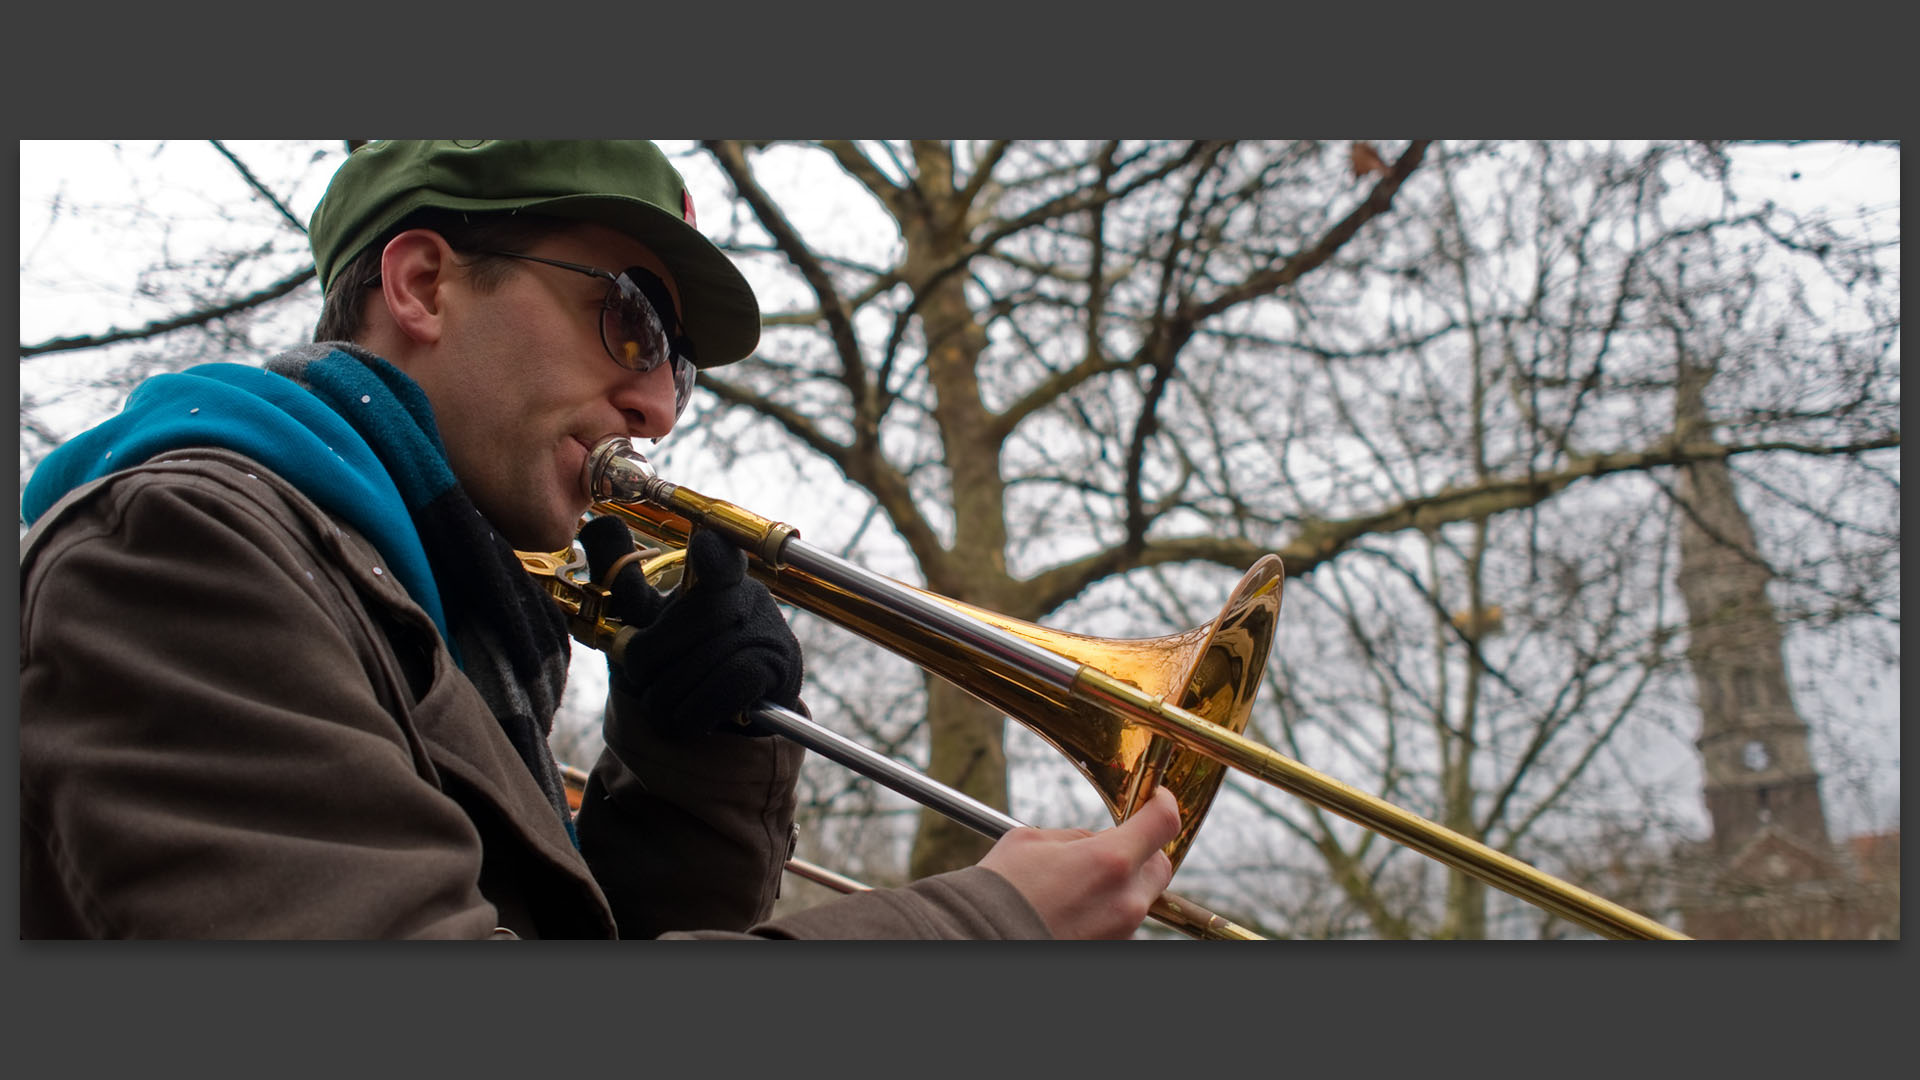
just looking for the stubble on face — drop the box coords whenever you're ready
[417,225,684,553]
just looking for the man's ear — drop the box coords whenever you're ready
[377,228,457,346]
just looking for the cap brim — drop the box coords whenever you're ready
[514,193,760,368]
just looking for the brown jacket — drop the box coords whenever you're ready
[20,450,1049,940]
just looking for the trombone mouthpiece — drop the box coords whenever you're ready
[583,436,672,505]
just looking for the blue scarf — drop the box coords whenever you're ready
[25,348,450,640]
[23,344,578,837]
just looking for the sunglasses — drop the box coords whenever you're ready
[480,251,698,421]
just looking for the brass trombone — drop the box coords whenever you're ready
[528,436,1687,941]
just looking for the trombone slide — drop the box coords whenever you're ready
[547,437,1689,941]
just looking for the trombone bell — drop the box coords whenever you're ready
[887,558,1286,875]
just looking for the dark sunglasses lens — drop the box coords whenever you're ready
[603,280,672,372]
[604,277,696,418]
[670,356,696,418]
[622,268,681,326]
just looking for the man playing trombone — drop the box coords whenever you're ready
[19,139,1181,940]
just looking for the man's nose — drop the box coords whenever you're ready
[613,361,681,440]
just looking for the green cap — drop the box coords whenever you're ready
[308,140,759,367]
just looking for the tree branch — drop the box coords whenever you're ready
[209,140,308,235]
[1015,431,1899,618]
[1124,144,1228,554]
[20,265,317,358]
[817,140,905,209]
[703,140,880,431]
[701,372,947,574]
[954,139,1011,212]
[1188,140,1432,322]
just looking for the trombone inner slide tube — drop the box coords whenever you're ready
[748,702,1264,940]
[574,437,1688,941]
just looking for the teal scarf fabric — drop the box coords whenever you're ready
[23,351,449,641]
[23,344,577,837]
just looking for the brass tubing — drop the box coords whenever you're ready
[784,852,1258,942]
[1072,668,1689,940]
[747,700,1264,940]
[566,436,1687,941]
[561,711,1261,940]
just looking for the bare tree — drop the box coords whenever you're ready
[19,139,1898,937]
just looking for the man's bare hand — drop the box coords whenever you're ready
[978,786,1181,939]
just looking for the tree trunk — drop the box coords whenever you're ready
[900,143,1018,877]
[908,678,1009,878]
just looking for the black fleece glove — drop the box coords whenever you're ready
[577,514,803,738]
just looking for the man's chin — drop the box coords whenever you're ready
[535,518,587,555]
[497,506,586,556]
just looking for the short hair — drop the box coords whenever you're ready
[312,210,571,344]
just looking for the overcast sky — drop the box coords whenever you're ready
[18,140,1902,843]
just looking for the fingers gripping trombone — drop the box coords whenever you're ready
[526,436,1688,941]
